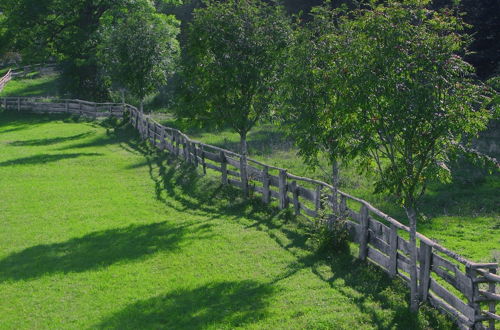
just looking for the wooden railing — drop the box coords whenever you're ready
[128,106,499,330]
[0,97,124,118]
[0,69,12,92]
[1,96,498,329]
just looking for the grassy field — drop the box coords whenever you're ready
[0,111,455,329]
[152,113,500,264]
[0,73,61,97]
[2,72,498,263]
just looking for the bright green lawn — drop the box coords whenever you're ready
[0,111,453,329]
[0,73,61,97]
[153,113,500,263]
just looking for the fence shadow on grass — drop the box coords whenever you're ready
[97,280,275,329]
[0,221,214,283]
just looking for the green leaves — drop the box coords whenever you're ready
[99,9,180,102]
[178,0,292,140]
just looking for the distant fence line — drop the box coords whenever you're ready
[1,96,498,329]
[1,97,124,118]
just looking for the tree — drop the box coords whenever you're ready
[178,0,292,195]
[324,1,493,312]
[0,0,180,99]
[279,5,364,212]
[100,7,180,111]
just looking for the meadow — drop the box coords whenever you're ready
[1,74,498,328]
[0,111,454,329]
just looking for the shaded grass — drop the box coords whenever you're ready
[152,112,500,263]
[0,111,454,329]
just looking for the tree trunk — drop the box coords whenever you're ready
[121,90,125,105]
[240,132,249,197]
[404,203,420,313]
[140,99,144,113]
[331,159,340,215]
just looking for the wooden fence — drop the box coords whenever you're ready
[0,69,12,92]
[1,96,498,329]
[0,97,124,118]
[10,63,58,78]
[128,106,499,330]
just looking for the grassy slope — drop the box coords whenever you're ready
[0,111,453,329]
[0,73,61,97]
[152,114,500,263]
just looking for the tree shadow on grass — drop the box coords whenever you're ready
[121,136,455,329]
[8,132,95,146]
[97,280,275,329]
[0,221,214,283]
[0,152,102,167]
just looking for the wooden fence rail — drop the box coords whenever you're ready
[0,97,124,118]
[1,96,498,329]
[0,70,12,92]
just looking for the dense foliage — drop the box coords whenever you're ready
[0,0,179,99]
[179,0,291,151]
[99,6,179,110]
[281,0,493,311]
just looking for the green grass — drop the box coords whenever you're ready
[152,113,500,263]
[0,111,454,329]
[0,73,61,97]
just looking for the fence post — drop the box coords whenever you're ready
[17,97,20,111]
[358,204,369,260]
[291,181,300,215]
[278,169,288,209]
[174,132,180,156]
[262,166,270,204]
[418,241,432,302]
[193,144,199,167]
[65,100,69,113]
[220,151,228,185]
[79,100,82,115]
[388,224,399,278]
[183,138,188,161]
[201,146,206,175]
[486,267,497,330]
[240,156,248,197]
[159,127,166,150]
[466,266,482,328]
[315,186,322,215]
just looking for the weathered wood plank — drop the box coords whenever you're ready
[428,292,474,327]
[203,150,221,162]
[368,217,391,243]
[368,230,391,255]
[358,205,369,260]
[299,203,317,217]
[228,178,243,188]
[278,169,288,210]
[367,246,391,270]
[397,257,411,274]
[429,278,475,321]
[297,186,316,202]
[262,166,270,204]
[398,236,411,256]
[388,224,398,278]
[418,241,433,302]
[205,162,222,173]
